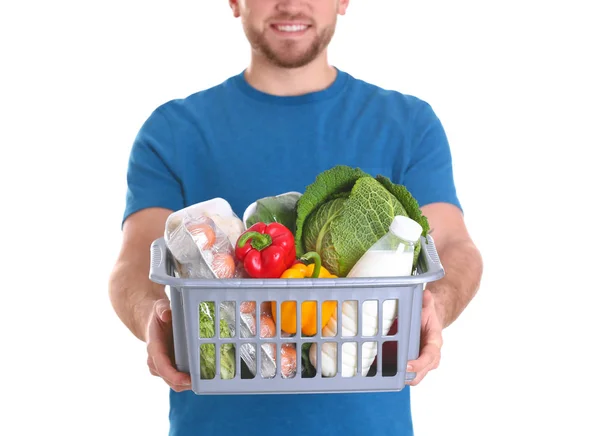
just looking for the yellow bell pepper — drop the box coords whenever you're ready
[272,252,338,336]
[280,262,336,279]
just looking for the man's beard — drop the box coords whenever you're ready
[244,23,335,69]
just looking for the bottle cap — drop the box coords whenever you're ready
[389,215,423,242]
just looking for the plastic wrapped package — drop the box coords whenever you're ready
[219,302,274,378]
[221,302,297,379]
[164,199,246,379]
[199,300,236,380]
[167,197,245,247]
[164,199,246,280]
[164,198,297,380]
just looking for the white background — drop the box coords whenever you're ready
[1,1,599,435]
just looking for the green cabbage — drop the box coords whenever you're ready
[295,165,429,277]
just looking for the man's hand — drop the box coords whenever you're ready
[109,208,193,392]
[146,299,192,392]
[406,289,443,386]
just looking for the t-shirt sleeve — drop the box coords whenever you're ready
[122,106,185,226]
[402,100,463,213]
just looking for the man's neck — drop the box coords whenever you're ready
[244,54,338,97]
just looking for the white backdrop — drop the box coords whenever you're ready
[1,1,599,435]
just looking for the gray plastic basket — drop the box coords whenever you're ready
[149,234,444,395]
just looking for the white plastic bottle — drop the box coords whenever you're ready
[347,214,423,278]
[312,215,423,377]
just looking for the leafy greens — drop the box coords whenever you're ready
[295,165,429,277]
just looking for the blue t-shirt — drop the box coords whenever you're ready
[123,68,461,435]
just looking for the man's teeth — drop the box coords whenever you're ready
[276,25,308,32]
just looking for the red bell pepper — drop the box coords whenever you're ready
[235,222,296,278]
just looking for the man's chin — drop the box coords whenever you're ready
[262,46,320,69]
[269,56,315,69]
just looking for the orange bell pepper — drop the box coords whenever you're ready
[272,252,337,336]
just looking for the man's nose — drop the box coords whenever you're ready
[275,0,309,14]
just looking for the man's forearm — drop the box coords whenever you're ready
[109,260,168,342]
[428,237,483,328]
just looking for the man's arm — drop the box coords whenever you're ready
[109,207,173,342]
[421,202,483,328]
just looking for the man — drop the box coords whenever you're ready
[109,0,483,434]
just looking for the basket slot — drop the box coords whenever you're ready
[199,343,216,380]
[340,300,359,338]
[363,341,377,377]
[219,301,235,338]
[323,342,336,377]
[361,299,378,337]
[383,340,398,377]
[260,343,276,379]
[258,304,276,339]
[240,343,256,378]
[340,342,355,377]
[198,301,214,339]
[280,341,297,379]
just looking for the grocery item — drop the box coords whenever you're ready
[279,252,337,279]
[308,301,362,377]
[311,215,423,377]
[166,197,245,247]
[164,198,246,279]
[164,199,248,380]
[219,300,298,380]
[234,222,296,278]
[280,344,297,379]
[199,301,236,380]
[243,191,301,233]
[294,165,429,277]
[271,252,337,336]
[346,215,421,279]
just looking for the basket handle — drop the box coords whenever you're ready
[149,237,173,285]
[421,234,444,277]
